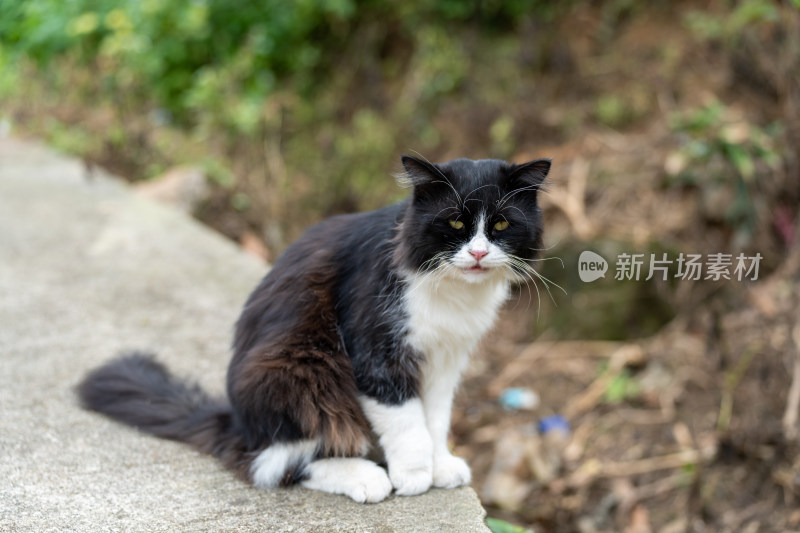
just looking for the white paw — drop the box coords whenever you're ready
[432,453,471,489]
[301,458,392,504]
[389,461,433,496]
[346,464,393,503]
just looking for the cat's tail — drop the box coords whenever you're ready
[77,352,248,476]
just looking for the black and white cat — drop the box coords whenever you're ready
[79,155,550,503]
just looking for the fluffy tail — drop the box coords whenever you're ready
[77,352,248,477]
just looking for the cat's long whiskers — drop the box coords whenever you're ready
[507,260,542,320]
[430,206,461,223]
[523,269,541,319]
[433,266,450,294]
[407,252,452,296]
[530,268,560,308]
[507,255,568,309]
[463,183,501,206]
[509,252,565,281]
[427,180,465,206]
[506,262,534,314]
[526,238,563,253]
[509,253,569,311]
[529,268,568,297]
[499,205,529,226]
[438,260,462,289]
[418,251,447,271]
[497,183,542,210]
[463,198,485,208]
[404,274,431,298]
[525,256,566,269]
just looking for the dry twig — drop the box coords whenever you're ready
[783,322,800,440]
[545,157,594,240]
[563,345,645,419]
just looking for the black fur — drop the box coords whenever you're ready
[77,352,251,476]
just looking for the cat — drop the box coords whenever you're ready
[78,154,550,503]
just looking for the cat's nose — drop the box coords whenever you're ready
[469,250,488,261]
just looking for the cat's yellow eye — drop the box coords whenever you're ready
[448,219,464,230]
[494,220,509,231]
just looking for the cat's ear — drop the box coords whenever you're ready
[508,158,551,188]
[400,155,440,187]
[399,155,451,202]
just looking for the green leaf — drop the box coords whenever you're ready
[486,517,535,533]
[723,143,755,181]
[603,369,641,404]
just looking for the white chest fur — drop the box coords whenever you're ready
[403,272,509,378]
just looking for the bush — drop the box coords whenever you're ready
[1,0,570,250]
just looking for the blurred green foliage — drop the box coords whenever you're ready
[667,99,782,242]
[685,0,780,42]
[0,0,555,127]
[487,517,535,533]
[603,368,642,404]
[0,0,567,248]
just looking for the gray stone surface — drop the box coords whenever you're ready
[0,137,489,532]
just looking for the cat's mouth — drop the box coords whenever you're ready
[464,264,489,274]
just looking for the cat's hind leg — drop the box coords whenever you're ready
[301,457,392,503]
[250,440,391,503]
[250,439,320,488]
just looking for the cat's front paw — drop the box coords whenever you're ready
[389,462,433,496]
[301,458,393,504]
[347,466,393,504]
[432,453,471,489]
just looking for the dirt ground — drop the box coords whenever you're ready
[454,257,800,532]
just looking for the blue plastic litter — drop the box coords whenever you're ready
[498,387,539,411]
[537,414,570,435]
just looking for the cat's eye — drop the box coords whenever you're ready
[493,220,509,231]
[448,219,465,230]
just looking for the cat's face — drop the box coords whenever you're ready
[397,155,550,284]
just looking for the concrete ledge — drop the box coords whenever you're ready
[0,138,489,532]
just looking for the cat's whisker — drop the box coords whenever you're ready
[506,262,534,314]
[526,238,563,253]
[497,183,542,210]
[529,268,568,297]
[499,205,529,226]
[505,252,569,314]
[463,183,501,206]
[508,254,568,297]
[427,180,465,206]
[434,266,451,293]
[405,275,431,298]
[525,256,566,269]
[431,206,461,222]
[419,251,446,270]
[508,259,567,310]
[409,252,452,295]
[530,268,560,308]
[507,261,542,320]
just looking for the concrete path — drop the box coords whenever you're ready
[0,137,489,532]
